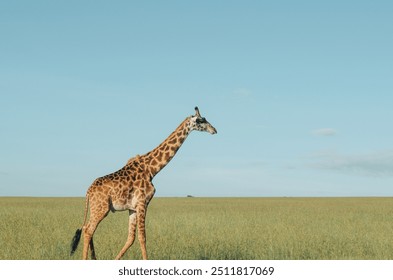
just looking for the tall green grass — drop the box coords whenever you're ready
[1,197,393,260]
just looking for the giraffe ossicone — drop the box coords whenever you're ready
[70,106,217,260]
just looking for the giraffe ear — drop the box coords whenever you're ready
[194,107,201,117]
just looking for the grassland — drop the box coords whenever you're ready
[1,197,393,260]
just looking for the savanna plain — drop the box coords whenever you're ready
[1,197,393,260]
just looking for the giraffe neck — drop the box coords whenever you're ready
[141,117,192,178]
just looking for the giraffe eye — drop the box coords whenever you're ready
[196,118,206,124]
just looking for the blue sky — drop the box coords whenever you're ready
[1,1,393,197]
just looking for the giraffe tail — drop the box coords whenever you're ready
[70,194,90,256]
[70,229,82,255]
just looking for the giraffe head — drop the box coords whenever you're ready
[190,107,217,134]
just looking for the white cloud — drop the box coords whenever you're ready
[309,150,393,177]
[312,128,337,136]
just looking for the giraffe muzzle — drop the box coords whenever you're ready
[209,126,217,134]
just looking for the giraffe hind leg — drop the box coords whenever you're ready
[90,237,97,260]
[82,223,92,260]
[82,205,109,259]
[82,221,102,260]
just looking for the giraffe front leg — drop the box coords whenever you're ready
[136,206,148,260]
[115,210,137,260]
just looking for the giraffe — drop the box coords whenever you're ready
[70,107,217,260]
